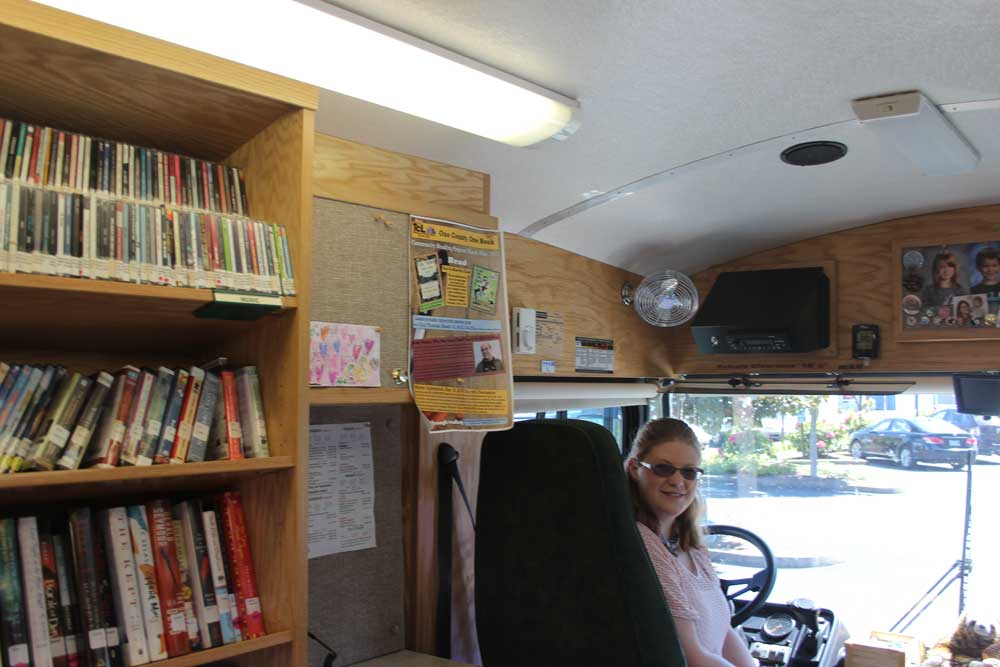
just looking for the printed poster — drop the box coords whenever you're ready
[901,241,1000,328]
[307,422,376,559]
[310,321,381,387]
[409,216,513,432]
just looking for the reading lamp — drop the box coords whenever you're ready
[31,0,579,147]
[852,91,980,175]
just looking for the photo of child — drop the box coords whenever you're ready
[970,246,1000,300]
[919,251,966,307]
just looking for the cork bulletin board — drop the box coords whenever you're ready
[312,198,410,386]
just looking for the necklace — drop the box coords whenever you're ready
[664,537,680,556]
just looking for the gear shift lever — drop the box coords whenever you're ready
[788,599,820,666]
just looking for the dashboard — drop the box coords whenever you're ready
[738,600,848,667]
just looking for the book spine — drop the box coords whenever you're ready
[38,522,69,667]
[0,366,43,469]
[100,508,150,666]
[56,371,113,471]
[18,516,54,667]
[218,492,264,639]
[0,517,30,667]
[185,372,219,463]
[235,367,269,459]
[90,513,124,667]
[146,500,190,657]
[219,370,244,460]
[169,509,201,650]
[152,369,188,464]
[125,506,167,662]
[176,501,222,648]
[30,372,90,471]
[67,508,111,667]
[120,370,154,466]
[200,506,236,644]
[3,364,60,473]
[52,533,83,667]
[169,367,204,464]
[85,372,126,468]
[135,368,173,466]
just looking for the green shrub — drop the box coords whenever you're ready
[704,452,796,476]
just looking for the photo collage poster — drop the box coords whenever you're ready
[408,216,513,433]
[901,240,1000,328]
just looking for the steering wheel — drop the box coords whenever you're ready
[705,524,776,627]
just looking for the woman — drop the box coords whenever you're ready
[625,418,755,667]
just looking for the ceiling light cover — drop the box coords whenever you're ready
[32,0,578,147]
[852,91,979,175]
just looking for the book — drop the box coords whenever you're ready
[87,366,139,468]
[0,517,30,667]
[170,508,201,650]
[217,491,265,639]
[37,520,69,667]
[152,368,189,464]
[146,500,190,657]
[55,371,113,471]
[67,508,112,667]
[29,372,90,471]
[218,370,244,461]
[200,504,236,644]
[120,370,154,466]
[185,372,219,463]
[208,499,241,643]
[2,365,61,473]
[135,368,174,466]
[19,516,54,667]
[90,511,124,667]
[100,508,150,666]
[0,366,44,470]
[169,367,205,464]
[52,532,83,667]
[175,501,222,649]
[235,366,270,459]
[125,506,166,662]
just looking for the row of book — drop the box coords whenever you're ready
[0,362,270,475]
[0,491,264,667]
[0,118,250,217]
[0,181,296,295]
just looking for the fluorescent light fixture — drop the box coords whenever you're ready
[32,0,579,147]
[852,91,979,175]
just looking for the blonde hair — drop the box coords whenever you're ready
[624,418,705,550]
[932,252,959,287]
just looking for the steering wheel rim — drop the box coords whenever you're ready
[705,524,776,627]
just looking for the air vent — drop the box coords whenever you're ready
[780,141,847,166]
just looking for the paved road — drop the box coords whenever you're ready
[700,455,1000,643]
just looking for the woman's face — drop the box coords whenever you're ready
[959,301,971,315]
[936,261,956,284]
[630,439,700,524]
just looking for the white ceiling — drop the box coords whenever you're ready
[315,0,1000,276]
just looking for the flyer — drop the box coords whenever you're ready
[408,216,513,432]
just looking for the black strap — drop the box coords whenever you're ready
[436,443,477,659]
[308,630,338,667]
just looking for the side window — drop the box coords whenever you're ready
[893,420,912,432]
[872,419,892,432]
[565,408,624,446]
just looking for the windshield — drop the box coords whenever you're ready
[670,391,995,640]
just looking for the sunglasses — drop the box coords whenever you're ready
[636,460,704,481]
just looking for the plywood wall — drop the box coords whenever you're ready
[668,203,1000,375]
[505,235,673,379]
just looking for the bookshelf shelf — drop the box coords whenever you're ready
[151,631,294,667]
[310,386,413,406]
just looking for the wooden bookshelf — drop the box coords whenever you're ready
[0,2,315,665]
[310,386,413,406]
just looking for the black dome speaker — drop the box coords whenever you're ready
[780,141,847,166]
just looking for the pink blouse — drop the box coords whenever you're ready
[637,522,732,656]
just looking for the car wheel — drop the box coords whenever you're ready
[850,440,866,460]
[951,462,966,471]
[898,447,916,469]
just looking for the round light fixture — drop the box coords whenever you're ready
[780,141,847,166]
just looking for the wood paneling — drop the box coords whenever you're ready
[311,387,413,406]
[313,134,491,218]
[0,0,317,108]
[669,204,1000,374]
[505,234,673,378]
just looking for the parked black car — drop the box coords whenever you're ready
[849,417,977,469]
[929,409,1000,455]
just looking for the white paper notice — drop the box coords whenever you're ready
[308,422,377,559]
